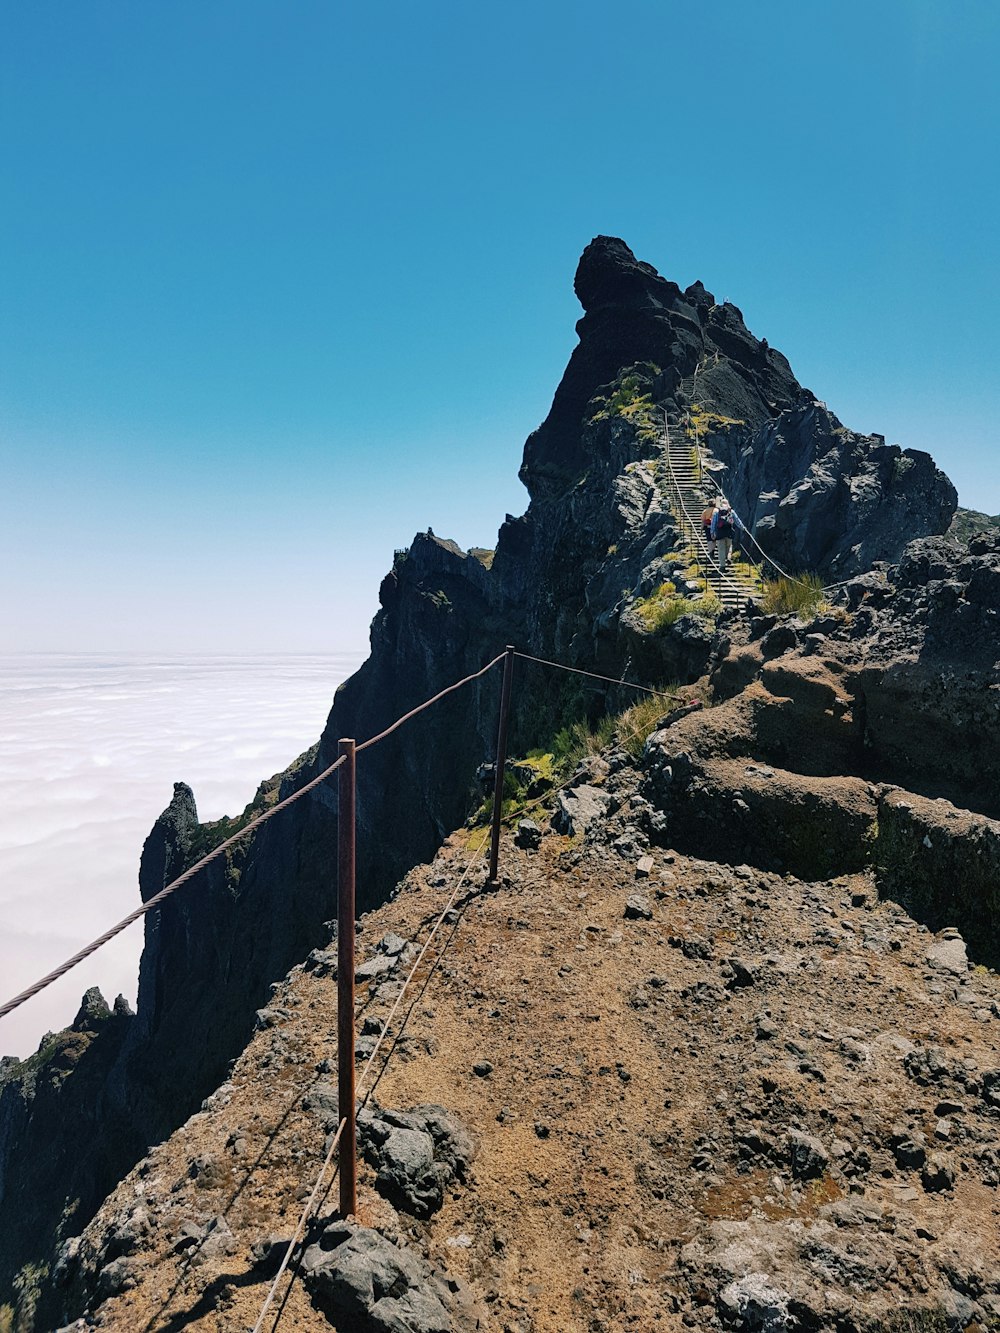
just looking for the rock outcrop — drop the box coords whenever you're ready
[715,402,956,577]
[0,237,979,1326]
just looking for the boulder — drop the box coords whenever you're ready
[624,895,653,921]
[302,1222,458,1333]
[718,1272,793,1330]
[921,1153,956,1193]
[787,1131,829,1180]
[302,1079,340,1131]
[514,819,542,850]
[359,1104,475,1218]
[982,1070,1000,1109]
[926,932,969,976]
[551,785,611,837]
[356,956,397,982]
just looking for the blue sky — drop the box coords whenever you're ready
[2,0,998,653]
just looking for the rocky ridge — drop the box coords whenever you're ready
[41,673,1000,1330]
[1,237,988,1328]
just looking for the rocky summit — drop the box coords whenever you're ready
[2,238,998,1333]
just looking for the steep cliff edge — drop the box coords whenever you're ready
[0,237,968,1319]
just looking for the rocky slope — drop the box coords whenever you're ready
[0,237,978,1327]
[41,662,1000,1330]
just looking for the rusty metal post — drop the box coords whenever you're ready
[487,646,516,887]
[337,738,357,1218]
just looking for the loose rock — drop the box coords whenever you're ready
[624,894,653,921]
[787,1131,829,1180]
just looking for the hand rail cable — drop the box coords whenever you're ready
[249,1116,348,1333]
[663,409,749,601]
[512,651,687,700]
[251,828,492,1333]
[356,652,507,753]
[457,664,700,874]
[11,639,688,1315]
[475,697,701,839]
[689,356,705,485]
[0,655,506,1024]
[496,757,613,831]
[677,382,824,592]
[354,828,490,1104]
[222,638,695,1330]
[681,389,810,586]
[661,446,734,600]
[0,753,345,1022]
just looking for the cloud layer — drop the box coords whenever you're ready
[0,652,363,1059]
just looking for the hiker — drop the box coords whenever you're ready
[701,504,717,557]
[710,501,743,572]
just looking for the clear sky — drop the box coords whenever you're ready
[2,0,997,653]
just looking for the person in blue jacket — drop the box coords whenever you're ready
[710,501,743,572]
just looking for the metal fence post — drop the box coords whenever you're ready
[488,646,516,887]
[337,738,357,1218]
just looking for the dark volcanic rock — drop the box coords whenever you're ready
[520,237,801,500]
[551,785,611,837]
[0,1000,135,1315]
[358,1104,475,1218]
[301,1220,479,1332]
[787,1130,830,1179]
[71,987,111,1033]
[514,818,542,850]
[713,402,956,579]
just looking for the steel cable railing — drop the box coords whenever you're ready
[661,416,757,604]
[512,651,686,700]
[6,646,680,1026]
[255,646,701,1330]
[5,642,693,1331]
[0,655,506,1024]
[0,753,349,1022]
[250,830,491,1333]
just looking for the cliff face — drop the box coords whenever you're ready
[0,237,966,1315]
[713,403,957,577]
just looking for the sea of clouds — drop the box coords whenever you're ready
[0,652,365,1060]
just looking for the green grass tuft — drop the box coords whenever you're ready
[633,582,721,632]
[466,684,704,828]
[760,573,826,618]
[588,368,662,440]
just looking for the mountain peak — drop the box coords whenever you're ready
[574,235,680,312]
